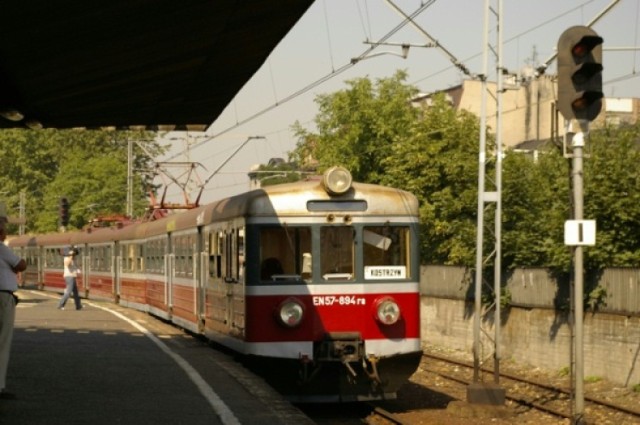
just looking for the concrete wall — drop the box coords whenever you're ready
[422,296,640,387]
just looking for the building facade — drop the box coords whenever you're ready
[418,76,639,149]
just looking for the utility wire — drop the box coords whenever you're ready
[165,1,434,162]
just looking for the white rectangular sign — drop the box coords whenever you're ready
[564,220,596,246]
[364,266,406,280]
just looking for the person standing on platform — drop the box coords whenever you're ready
[57,246,83,311]
[0,219,26,400]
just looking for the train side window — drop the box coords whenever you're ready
[121,243,137,272]
[137,244,144,272]
[320,226,354,281]
[208,231,222,279]
[236,227,245,283]
[93,246,109,272]
[146,238,165,274]
[221,229,240,283]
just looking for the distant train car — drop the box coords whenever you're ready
[9,167,422,402]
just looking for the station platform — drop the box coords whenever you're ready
[1,288,314,425]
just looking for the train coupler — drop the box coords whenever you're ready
[363,355,382,386]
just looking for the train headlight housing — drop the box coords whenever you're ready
[373,297,401,325]
[322,166,352,195]
[276,298,305,328]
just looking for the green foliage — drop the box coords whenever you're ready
[292,70,419,182]
[0,129,165,233]
[502,146,572,271]
[253,161,305,187]
[481,286,512,310]
[381,94,482,266]
[586,284,608,312]
[291,71,640,270]
[584,124,640,268]
[292,72,482,265]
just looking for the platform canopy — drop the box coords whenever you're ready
[0,0,314,130]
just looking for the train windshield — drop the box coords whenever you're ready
[257,224,411,283]
[363,226,411,280]
[259,226,311,282]
[320,226,355,281]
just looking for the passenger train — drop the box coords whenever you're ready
[9,167,422,402]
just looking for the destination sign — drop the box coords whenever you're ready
[364,266,406,280]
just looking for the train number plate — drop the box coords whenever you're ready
[312,295,366,306]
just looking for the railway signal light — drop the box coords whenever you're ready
[557,26,603,122]
[59,197,70,227]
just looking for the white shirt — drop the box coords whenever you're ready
[0,244,21,292]
[64,255,80,278]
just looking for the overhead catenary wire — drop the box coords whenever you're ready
[165,1,435,162]
[412,0,616,86]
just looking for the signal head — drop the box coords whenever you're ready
[557,26,604,122]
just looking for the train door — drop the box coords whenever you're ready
[37,246,44,289]
[205,229,226,334]
[203,224,244,340]
[79,244,88,298]
[166,233,174,313]
[222,229,235,331]
[114,241,121,302]
[197,226,207,332]
[228,226,245,337]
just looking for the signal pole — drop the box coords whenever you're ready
[557,26,604,424]
[570,121,587,422]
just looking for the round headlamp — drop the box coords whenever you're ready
[373,296,401,325]
[322,166,352,195]
[276,298,305,328]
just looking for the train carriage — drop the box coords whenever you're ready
[73,228,117,301]
[36,233,74,294]
[144,205,208,333]
[7,167,422,402]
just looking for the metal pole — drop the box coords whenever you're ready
[493,0,503,384]
[572,122,587,424]
[19,191,25,235]
[473,0,490,383]
[127,138,133,217]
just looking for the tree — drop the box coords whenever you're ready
[292,70,420,182]
[502,145,571,270]
[0,129,165,233]
[289,73,640,271]
[292,73,483,265]
[381,93,483,266]
[584,123,640,268]
[252,161,305,187]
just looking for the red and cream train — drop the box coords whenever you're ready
[9,167,422,402]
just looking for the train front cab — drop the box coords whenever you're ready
[241,168,423,402]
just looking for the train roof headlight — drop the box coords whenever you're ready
[374,297,401,325]
[322,166,352,195]
[276,298,305,328]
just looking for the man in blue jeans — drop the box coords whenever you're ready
[57,246,83,311]
[0,219,26,399]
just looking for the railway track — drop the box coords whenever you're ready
[423,352,640,423]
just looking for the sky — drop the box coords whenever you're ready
[156,0,640,204]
